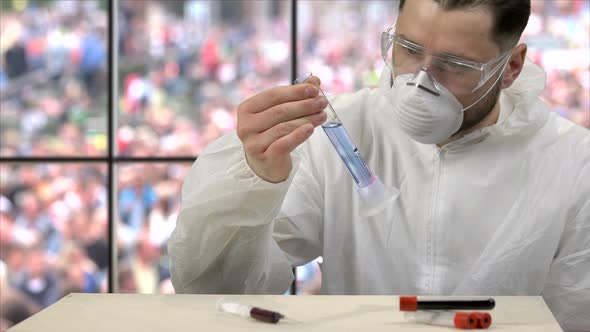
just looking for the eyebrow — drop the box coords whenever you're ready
[397,33,481,63]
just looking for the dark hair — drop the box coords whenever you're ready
[398,0,530,51]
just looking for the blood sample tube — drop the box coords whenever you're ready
[400,296,495,311]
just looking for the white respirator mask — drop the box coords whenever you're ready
[387,68,464,144]
[383,64,510,145]
[380,23,512,144]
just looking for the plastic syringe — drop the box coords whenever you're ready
[217,300,285,323]
[295,73,399,216]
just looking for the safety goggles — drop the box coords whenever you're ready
[381,23,512,95]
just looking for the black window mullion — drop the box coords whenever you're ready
[107,0,116,294]
[290,0,298,296]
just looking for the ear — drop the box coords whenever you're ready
[501,43,527,89]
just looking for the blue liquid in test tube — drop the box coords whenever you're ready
[322,122,375,188]
[294,73,399,216]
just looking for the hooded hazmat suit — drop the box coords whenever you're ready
[168,59,589,331]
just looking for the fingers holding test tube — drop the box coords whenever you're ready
[250,95,328,135]
[236,75,326,183]
[299,73,321,87]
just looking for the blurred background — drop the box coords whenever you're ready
[1,0,588,329]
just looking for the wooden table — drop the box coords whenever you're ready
[9,293,563,331]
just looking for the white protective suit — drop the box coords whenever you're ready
[168,59,590,332]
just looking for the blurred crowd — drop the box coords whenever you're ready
[0,163,108,329]
[116,163,188,295]
[0,163,189,329]
[0,0,588,328]
[0,0,108,157]
[524,0,590,127]
[116,0,288,156]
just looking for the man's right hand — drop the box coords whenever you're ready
[236,76,328,183]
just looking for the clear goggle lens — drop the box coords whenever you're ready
[381,24,511,96]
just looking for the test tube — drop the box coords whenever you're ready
[404,311,480,329]
[400,296,496,311]
[295,74,399,216]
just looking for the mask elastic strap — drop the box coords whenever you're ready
[462,56,511,112]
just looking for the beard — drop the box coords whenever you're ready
[457,80,502,132]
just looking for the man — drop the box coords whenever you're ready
[168,1,589,331]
